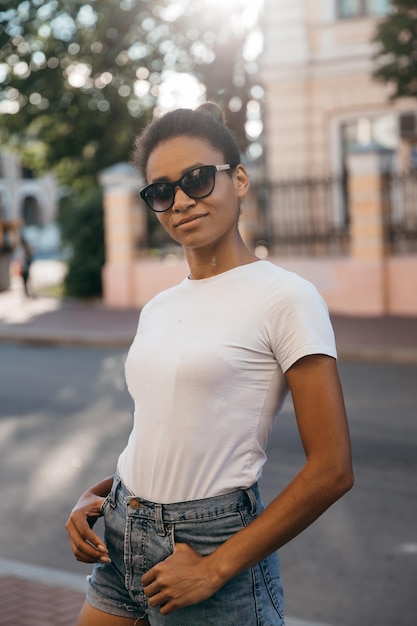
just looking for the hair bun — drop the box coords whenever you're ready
[196,101,225,124]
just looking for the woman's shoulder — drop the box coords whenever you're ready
[252,262,328,318]
[225,259,287,283]
[246,260,315,292]
[140,279,186,313]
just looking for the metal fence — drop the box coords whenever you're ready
[387,170,417,254]
[254,174,349,257]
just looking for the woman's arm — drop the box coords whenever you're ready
[142,354,354,614]
[65,475,114,564]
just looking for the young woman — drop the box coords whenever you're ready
[66,102,353,626]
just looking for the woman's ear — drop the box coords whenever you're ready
[233,164,250,198]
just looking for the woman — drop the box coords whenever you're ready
[66,102,353,625]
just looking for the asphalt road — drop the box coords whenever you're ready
[0,344,416,626]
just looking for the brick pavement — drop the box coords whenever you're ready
[0,560,87,626]
[0,576,84,626]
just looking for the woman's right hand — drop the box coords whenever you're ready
[65,476,114,564]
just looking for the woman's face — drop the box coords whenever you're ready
[145,136,249,252]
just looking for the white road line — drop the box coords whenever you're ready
[0,557,332,626]
[395,542,417,555]
[285,617,330,626]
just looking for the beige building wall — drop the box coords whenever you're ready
[260,0,416,178]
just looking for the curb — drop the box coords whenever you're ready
[0,558,87,593]
[1,330,417,364]
[336,345,417,365]
[0,330,132,349]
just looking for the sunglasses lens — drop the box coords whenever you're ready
[143,183,173,212]
[141,165,218,212]
[182,167,215,198]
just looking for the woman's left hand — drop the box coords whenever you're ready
[142,543,221,615]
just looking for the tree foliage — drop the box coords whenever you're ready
[373,0,417,99]
[0,0,262,191]
[59,186,105,297]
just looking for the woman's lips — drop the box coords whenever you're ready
[174,214,207,228]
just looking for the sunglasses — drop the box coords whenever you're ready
[140,164,235,212]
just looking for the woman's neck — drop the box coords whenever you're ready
[185,239,258,280]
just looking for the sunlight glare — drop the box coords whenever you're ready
[157,71,206,113]
[156,1,264,113]
[162,0,263,31]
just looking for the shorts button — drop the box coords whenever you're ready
[129,498,140,508]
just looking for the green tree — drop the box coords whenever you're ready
[59,187,104,297]
[0,0,262,189]
[1,0,167,191]
[373,0,417,99]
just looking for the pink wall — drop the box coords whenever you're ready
[103,254,417,317]
[386,256,417,316]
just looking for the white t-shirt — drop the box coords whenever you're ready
[118,261,336,503]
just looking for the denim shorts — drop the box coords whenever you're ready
[86,474,285,625]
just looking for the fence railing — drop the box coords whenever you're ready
[254,174,349,257]
[387,170,417,253]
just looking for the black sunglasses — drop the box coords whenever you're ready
[140,164,235,212]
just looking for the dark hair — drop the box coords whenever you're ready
[133,102,241,177]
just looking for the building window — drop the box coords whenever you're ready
[337,0,390,18]
[341,114,397,155]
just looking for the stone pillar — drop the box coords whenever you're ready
[346,147,393,314]
[99,163,147,308]
[347,147,392,260]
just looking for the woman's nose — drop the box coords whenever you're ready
[171,185,195,212]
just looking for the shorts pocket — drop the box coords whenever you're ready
[258,552,285,620]
[99,474,121,515]
[99,494,111,515]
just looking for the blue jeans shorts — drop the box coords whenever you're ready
[86,474,285,625]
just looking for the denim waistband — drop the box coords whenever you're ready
[106,473,260,522]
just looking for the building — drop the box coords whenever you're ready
[253,0,417,316]
[0,152,58,290]
[260,0,417,178]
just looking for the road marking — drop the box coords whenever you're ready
[0,557,332,626]
[285,617,330,626]
[396,542,417,555]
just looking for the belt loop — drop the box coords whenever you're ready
[154,503,165,536]
[245,485,257,516]
[109,473,121,509]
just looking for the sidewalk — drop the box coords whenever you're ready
[1,275,417,363]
